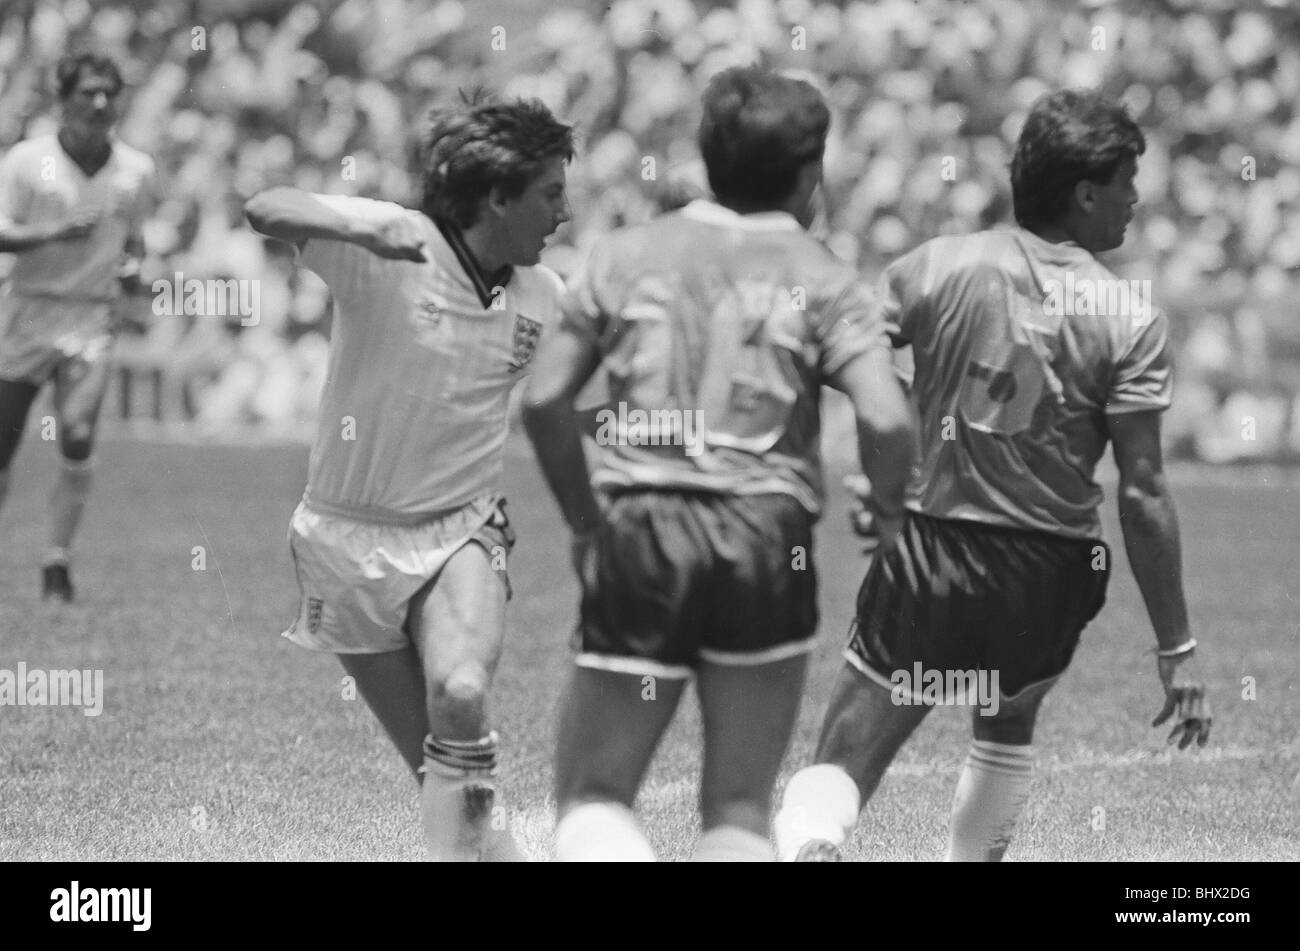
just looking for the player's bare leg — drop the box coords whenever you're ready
[774,664,931,860]
[337,646,429,777]
[944,682,1049,862]
[694,654,808,861]
[553,667,688,861]
[45,353,111,599]
[410,542,518,861]
[0,378,40,524]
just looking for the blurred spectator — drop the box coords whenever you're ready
[2,0,1298,458]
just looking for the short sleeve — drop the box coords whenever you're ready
[298,194,409,283]
[0,146,32,228]
[558,241,612,349]
[877,244,931,347]
[814,276,891,379]
[1106,309,1173,414]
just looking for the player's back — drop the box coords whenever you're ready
[571,199,886,516]
[887,227,1171,539]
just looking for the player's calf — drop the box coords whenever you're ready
[945,683,1048,861]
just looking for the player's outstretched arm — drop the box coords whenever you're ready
[243,187,427,261]
[829,346,917,551]
[522,322,604,574]
[1109,409,1210,748]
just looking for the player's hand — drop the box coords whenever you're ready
[52,209,101,242]
[845,474,904,554]
[1152,650,1211,749]
[358,215,429,262]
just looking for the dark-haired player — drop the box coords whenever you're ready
[524,67,914,861]
[245,94,573,861]
[775,89,1210,862]
[0,53,155,600]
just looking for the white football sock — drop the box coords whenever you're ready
[773,763,861,862]
[691,825,772,862]
[554,802,655,862]
[946,740,1034,862]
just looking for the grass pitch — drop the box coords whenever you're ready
[1,433,1296,861]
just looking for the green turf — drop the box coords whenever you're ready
[0,434,1296,861]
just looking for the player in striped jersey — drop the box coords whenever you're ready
[775,89,1211,862]
[524,67,915,861]
[0,53,155,600]
[245,95,573,861]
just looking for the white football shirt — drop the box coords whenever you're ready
[298,194,564,523]
[0,134,155,302]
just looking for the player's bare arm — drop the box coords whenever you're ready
[522,321,604,573]
[0,209,100,253]
[1108,408,1210,748]
[828,345,917,550]
[243,187,428,261]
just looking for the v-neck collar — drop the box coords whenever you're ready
[434,217,514,309]
[57,132,113,180]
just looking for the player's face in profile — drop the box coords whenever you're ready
[1087,154,1139,252]
[64,71,120,140]
[499,156,570,266]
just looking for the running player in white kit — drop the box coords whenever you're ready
[245,95,573,861]
[0,54,155,600]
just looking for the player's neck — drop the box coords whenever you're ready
[58,127,112,174]
[459,224,508,276]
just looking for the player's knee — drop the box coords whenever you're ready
[434,662,491,712]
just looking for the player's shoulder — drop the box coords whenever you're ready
[511,262,566,309]
[110,138,155,173]
[0,134,57,170]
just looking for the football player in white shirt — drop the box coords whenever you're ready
[245,95,573,861]
[0,54,155,601]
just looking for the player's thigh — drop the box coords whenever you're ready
[696,654,808,828]
[409,541,508,701]
[51,353,112,458]
[0,377,41,470]
[555,666,688,811]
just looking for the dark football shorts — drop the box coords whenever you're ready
[575,490,818,679]
[846,512,1109,704]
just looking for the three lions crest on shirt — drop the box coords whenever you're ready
[509,314,543,372]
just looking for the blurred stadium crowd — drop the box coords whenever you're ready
[1,0,1298,460]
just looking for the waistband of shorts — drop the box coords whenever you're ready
[602,484,812,509]
[909,510,1105,548]
[300,492,499,527]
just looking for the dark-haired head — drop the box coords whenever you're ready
[57,53,124,100]
[698,67,830,221]
[1011,89,1145,252]
[416,91,574,267]
[417,92,574,229]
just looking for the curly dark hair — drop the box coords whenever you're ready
[1011,89,1146,229]
[56,52,124,99]
[415,91,574,229]
[697,66,830,210]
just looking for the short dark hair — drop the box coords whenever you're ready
[1010,89,1145,229]
[416,92,574,228]
[698,67,830,210]
[56,53,124,99]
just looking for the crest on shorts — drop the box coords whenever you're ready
[307,598,323,635]
[509,314,543,372]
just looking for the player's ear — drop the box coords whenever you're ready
[484,184,512,220]
[1072,178,1096,216]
